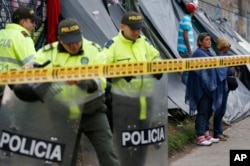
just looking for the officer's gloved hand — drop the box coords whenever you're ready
[153,73,163,80]
[78,79,98,93]
[11,61,52,102]
[123,76,135,82]
[31,83,53,102]
[13,83,52,102]
[13,84,41,102]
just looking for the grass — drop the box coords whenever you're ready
[168,116,196,157]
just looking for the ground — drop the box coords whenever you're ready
[168,121,233,165]
[168,142,197,164]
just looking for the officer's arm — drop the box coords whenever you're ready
[144,38,163,80]
[31,44,54,67]
[14,31,36,67]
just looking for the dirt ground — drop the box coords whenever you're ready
[168,143,197,164]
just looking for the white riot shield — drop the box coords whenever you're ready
[112,74,168,166]
[0,83,87,166]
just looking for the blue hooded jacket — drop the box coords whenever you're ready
[185,48,219,114]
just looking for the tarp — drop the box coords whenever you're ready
[167,73,189,113]
[105,2,125,30]
[224,78,250,123]
[194,9,249,55]
[60,0,118,46]
[138,0,180,58]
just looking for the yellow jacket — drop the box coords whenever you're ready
[0,23,35,71]
[103,31,160,97]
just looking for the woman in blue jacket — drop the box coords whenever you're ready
[213,38,234,141]
[185,33,220,146]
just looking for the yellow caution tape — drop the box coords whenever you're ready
[0,55,249,85]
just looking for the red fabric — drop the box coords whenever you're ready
[46,0,60,44]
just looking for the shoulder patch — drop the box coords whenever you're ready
[81,57,89,64]
[21,31,29,37]
[43,44,54,51]
[91,42,102,51]
[104,40,114,48]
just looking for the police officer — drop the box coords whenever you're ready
[0,6,41,105]
[0,6,40,71]
[103,11,162,166]
[32,18,120,166]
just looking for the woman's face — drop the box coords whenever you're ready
[199,35,211,50]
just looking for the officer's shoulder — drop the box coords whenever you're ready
[141,36,153,45]
[42,43,54,52]
[104,39,114,49]
[21,31,29,37]
[91,42,102,51]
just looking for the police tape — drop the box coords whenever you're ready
[0,55,249,85]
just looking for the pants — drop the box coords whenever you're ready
[179,52,190,85]
[78,105,120,166]
[195,93,213,136]
[213,91,229,136]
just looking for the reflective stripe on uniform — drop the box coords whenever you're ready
[111,88,152,98]
[139,96,147,120]
[0,54,34,67]
[23,54,34,65]
[0,56,23,66]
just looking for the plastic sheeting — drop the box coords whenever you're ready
[167,73,189,114]
[194,10,249,55]
[106,2,125,30]
[225,78,250,123]
[60,0,118,46]
[139,0,179,58]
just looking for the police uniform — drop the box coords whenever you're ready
[33,38,120,166]
[103,29,161,166]
[0,23,36,106]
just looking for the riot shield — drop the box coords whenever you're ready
[0,83,86,166]
[112,74,168,166]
